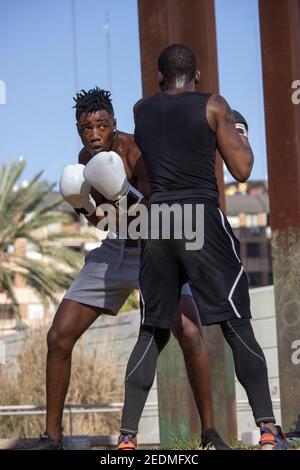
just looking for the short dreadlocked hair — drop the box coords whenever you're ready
[158,44,196,86]
[73,87,114,121]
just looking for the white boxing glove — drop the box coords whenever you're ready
[59,163,96,216]
[83,151,143,212]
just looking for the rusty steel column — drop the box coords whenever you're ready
[259,0,300,430]
[138,0,236,444]
[138,0,225,208]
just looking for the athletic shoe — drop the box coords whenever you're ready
[199,428,231,450]
[259,425,290,450]
[117,434,137,450]
[286,414,300,442]
[30,432,64,450]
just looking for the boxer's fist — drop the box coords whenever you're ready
[59,164,96,216]
[83,151,143,212]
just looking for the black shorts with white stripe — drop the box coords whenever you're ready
[139,202,251,328]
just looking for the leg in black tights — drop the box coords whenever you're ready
[120,325,170,434]
[220,318,275,426]
[121,318,276,436]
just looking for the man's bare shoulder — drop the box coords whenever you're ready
[207,93,234,124]
[116,130,134,144]
[118,130,139,155]
[113,130,135,156]
[110,130,138,180]
[114,130,140,177]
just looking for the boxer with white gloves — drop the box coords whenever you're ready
[59,163,96,216]
[32,87,227,451]
[83,151,143,212]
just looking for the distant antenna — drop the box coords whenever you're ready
[71,0,79,93]
[104,11,112,91]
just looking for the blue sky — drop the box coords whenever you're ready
[0,0,267,185]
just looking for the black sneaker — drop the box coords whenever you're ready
[199,428,231,450]
[31,432,64,450]
[286,414,300,442]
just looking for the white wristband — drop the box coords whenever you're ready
[235,123,248,138]
[85,196,97,216]
[115,185,143,213]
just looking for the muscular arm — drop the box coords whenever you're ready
[207,94,254,182]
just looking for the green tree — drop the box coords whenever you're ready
[0,158,84,326]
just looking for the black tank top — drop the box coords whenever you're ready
[134,91,219,205]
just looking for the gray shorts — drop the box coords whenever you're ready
[64,237,192,316]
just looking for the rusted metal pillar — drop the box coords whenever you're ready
[137,0,236,444]
[138,0,225,208]
[259,0,300,430]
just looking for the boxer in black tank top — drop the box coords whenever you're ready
[119,44,288,451]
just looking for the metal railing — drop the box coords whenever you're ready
[0,403,158,436]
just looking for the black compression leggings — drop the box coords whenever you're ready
[120,325,170,435]
[221,318,275,425]
[120,319,274,435]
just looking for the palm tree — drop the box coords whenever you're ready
[0,158,86,326]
